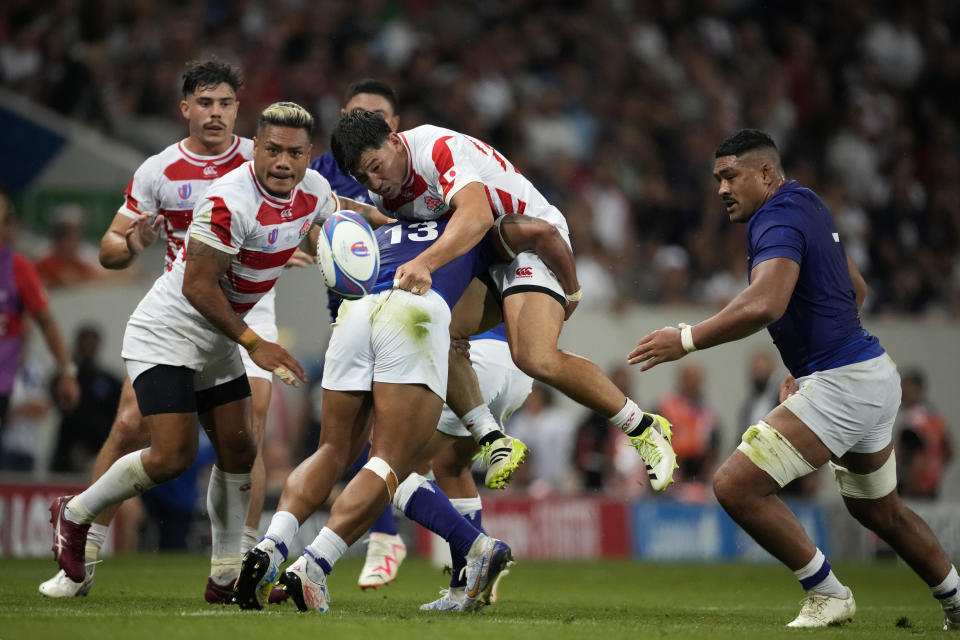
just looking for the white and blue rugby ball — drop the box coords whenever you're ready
[316,210,380,299]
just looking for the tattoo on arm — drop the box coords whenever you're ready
[186,239,232,275]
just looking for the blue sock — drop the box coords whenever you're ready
[369,504,398,536]
[449,504,482,588]
[401,479,482,558]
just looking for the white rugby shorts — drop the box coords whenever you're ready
[782,353,901,456]
[487,217,571,307]
[436,338,533,438]
[322,288,451,398]
[238,288,278,381]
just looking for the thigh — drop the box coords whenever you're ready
[449,278,487,340]
[762,404,834,469]
[502,290,564,357]
[370,381,444,476]
[319,388,374,459]
[322,296,376,392]
[199,390,253,456]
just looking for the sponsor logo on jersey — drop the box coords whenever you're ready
[280,207,293,219]
[424,195,445,212]
[298,218,312,238]
[203,164,218,177]
[268,228,279,244]
[351,241,370,257]
[516,266,533,278]
[177,183,192,200]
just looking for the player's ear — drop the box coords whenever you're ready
[179,99,190,120]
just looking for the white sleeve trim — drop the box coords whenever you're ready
[189,232,240,255]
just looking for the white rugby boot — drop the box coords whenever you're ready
[357,532,406,589]
[39,566,95,598]
[278,555,331,613]
[942,592,960,630]
[628,413,677,491]
[786,587,856,627]
[420,587,466,611]
[475,435,528,490]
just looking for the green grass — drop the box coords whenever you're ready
[0,555,946,639]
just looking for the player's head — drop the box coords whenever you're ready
[180,59,243,152]
[342,79,399,132]
[712,129,785,223]
[253,102,314,198]
[331,110,407,200]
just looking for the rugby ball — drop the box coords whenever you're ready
[316,210,380,299]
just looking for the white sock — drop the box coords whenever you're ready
[261,510,299,562]
[67,450,156,524]
[304,527,348,580]
[85,523,109,563]
[462,405,501,442]
[207,466,252,562]
[449,496,482,519]
[242,525,260,553]
[794,548,848,598]
[610,398,644,434]
[933,565,960,600]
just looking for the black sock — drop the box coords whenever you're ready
[479,431,506,447]
[625,413,654,438]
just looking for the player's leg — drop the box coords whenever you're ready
[50,365,201,584]
[196,369,258,603]
[245,377,270,549]
[502,289,676,489]
[712,407,847,628]
[40,376,147,597]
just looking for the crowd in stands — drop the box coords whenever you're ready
[2,0,959,315]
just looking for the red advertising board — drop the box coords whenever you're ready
[0,480,89,557]
[416,495,631,559]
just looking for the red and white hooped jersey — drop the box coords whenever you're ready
[120,136,254,271]
[369,125,568,235]
[127,164,338,352]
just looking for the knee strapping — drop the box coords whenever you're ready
[363,456,399,501]
[829,450,897,499]
[393,472,429,512]
[736,421,816,488]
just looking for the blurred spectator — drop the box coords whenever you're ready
[0,350,54,471]
[33,205,103,289]
[508,384,579,495]
[0,187,79,457]
[49,324,122,473]
[739,350,780,429]
[656,363,720,485]
[896,368,952,499]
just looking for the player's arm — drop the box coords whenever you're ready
[395,182,494,292]
[99,211,164,269]
[182,238,306,386]
[628,257,799,370]
[846,253,867,311]
[336,196,394,228]
[497,215,581,318]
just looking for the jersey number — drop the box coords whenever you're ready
[386,221,439,244]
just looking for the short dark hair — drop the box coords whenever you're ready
[343,78,399,114]
[715,129,778,158]
[182,59,243,97]
[331,110,393,176]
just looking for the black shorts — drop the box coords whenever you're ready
[132,365,251,416]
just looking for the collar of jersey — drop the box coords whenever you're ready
[248,164,295,206]
[177,136,242,166]
[398,132,414,189]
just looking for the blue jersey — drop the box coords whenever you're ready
[473,323,507,342]
[371,216,495,309]
[748,181,883,378]
[309,153,371,204]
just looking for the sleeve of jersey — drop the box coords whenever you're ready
[432,136,483,205]
[189,195,242,255]
[752,223,805,267]
[12,254,49,314]
[119,160,158,219]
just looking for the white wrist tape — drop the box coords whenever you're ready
[679,323,697,353]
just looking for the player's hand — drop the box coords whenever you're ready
[564,300,579,320]
[393,258,432,295]
[627,326,686,371]
[250,342,307,388]
[54,374,81,411]
[284,247,317,268]
[779,374,798,402]
[125,213,164,256]
[451,338,471,359]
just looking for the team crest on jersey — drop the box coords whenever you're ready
[268,228,279,244]
[424,195,445,213]
[203,164,218,177]
[177,183,192,200]
[298,218,311,238]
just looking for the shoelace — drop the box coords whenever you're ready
[472,442,493,466]
[798,594,832,620]
[631,433,662,466]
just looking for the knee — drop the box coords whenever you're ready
[713,461,751,512]
[145,443,197,481]
[111,407,149,452]
[511,347,559,382]
[848,499,905,535]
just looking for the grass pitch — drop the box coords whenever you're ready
[0,554,945,639]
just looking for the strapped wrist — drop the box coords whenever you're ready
[238,327,263,353]
[679,323,697,353]
[565,287,582,303]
